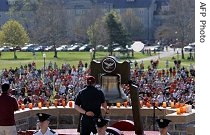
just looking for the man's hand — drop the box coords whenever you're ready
[85,111,95,117]
[105,107,110,114]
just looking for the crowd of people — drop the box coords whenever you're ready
[0,58,195,110]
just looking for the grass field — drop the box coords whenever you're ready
[0,51,195,70]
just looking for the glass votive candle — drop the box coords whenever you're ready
[155,101,159,107]
[116,102,121,108]
[38,102,42,109]
[162,102,167,108]
[46,101,50,108]
[18,104,21,110]
[182,106,186,113]
[139,100,143,108]
[176,108,181,115]
[123,101,128,107]
[180,103,184,107]
[29,103,33,109]
[175,102,180,108]
[170,102,174,108]
[69,101,73,108]
[21,104,25,110]
[180,106,184,113]
[186,105,192,113]
[62,100,66,107]
[146,102,151,108]
[54,100,58,107]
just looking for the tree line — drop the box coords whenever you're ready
[0,0,195,59]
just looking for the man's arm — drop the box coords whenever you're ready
[14,98,19,111]
[74,104,86,115]
[101,102,109,114]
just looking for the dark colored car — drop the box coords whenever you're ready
[154,46,164,51]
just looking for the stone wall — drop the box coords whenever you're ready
[15,106,195,135]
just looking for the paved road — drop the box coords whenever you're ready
[133,46,177,62]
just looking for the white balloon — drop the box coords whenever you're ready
[132,41,145,52]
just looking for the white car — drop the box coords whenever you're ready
[184,43,195,52]
[0,46,10,51]
[56,45,68,51]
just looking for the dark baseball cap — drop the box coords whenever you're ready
[86,76,95,85]
[156,118,171,128]
[36,113,51,122]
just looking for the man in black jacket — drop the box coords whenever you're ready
[74,76,109,135]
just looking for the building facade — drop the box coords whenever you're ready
[0,0,194,42]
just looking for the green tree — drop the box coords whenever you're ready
[0,19,29,59]
[0,31,5,45]
[105,12,131,55]
[8,0,40,40]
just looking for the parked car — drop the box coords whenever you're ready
[184,43,195,52]
[0,46,10,51]
[154,46,164,51]
[21,44,36,52]
[113,46,124,52]
[44,45,54,51]
[56,45,68,51]
[67,45,80,51]
[96,45,105,51]
[11,46,21,51]
[79,44,92,51]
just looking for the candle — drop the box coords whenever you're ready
[146,102,151,108]
[21,104,25,110]
[62,100,66,107]
[69,101,73,108]
[29,103,33,109]
[54,100,58,107]
[176,108,181,115]
[186,105,192,113]
[46,101,50,108]
[139,100,143,108]
[38,102,42,109]
[180,103,184,107]
[123,101,128,107]
[170,102,174,108]
[182,106,186,113]
[116,102,121,108]
[162,102,167,108]
[180,107,184,113]
[155,101,159,107]
[175,102,180,108]
[18,104,21,110]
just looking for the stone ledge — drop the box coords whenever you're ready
[14,106,195,135]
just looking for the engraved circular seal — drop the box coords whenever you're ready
[102,57,116,73]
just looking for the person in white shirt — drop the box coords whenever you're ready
[59,84,66,95]
[156,92,164,105]
[33,113,58,135]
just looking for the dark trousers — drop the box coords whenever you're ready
[80,115,97,135]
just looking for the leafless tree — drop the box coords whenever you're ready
[32,0,69,58]
[169,0,195,59]
[155,0,195,59]
[120,9,145,40]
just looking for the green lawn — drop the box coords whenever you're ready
[0,51,194,70]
